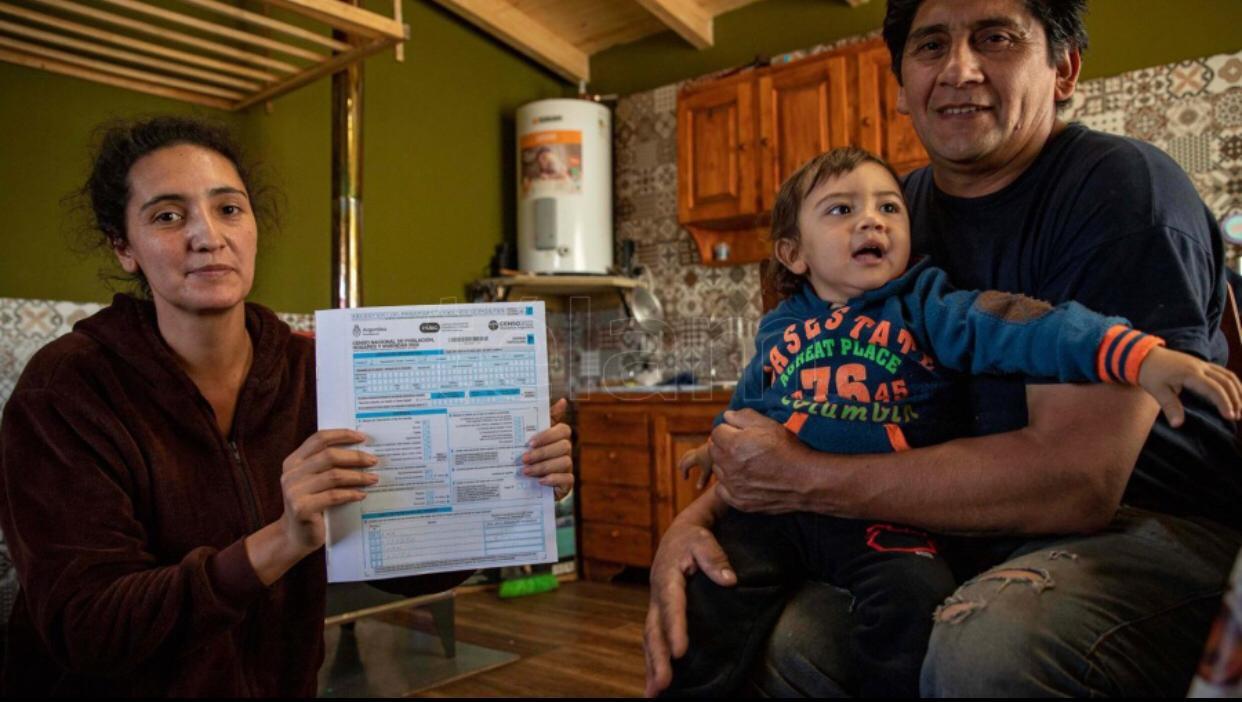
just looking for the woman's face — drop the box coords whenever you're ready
[115,144,256,318]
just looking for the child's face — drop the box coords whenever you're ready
[782,161,912,304]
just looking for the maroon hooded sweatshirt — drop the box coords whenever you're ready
[0,295,467,696]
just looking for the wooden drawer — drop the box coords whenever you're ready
[582,522,653,567]
[580,484,651,527]
[580,445,651,487]
[578,409,650,446]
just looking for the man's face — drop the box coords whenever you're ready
[896,0,1076,171]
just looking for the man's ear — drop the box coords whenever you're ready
[896,82,909,116]
[1054,47,1082,104]
[775,238,808,275]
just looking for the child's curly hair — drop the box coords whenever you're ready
[765,147,904,300]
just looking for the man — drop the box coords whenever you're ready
[644,0,1242,696]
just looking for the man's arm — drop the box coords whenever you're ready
[643,383,1156,696]
[644,485,735,697]
[711,382,1159,535]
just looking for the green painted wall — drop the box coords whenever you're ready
[1079,0,1242,82]
[0,64,241,305]
[0,0,568,313]
[589,0,1242,97]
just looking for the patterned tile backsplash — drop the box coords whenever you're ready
[3,47,1240,407]
[608,43,1242,391]
[0,297,312,415]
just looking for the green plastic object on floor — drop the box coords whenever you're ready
[497,572,559,599]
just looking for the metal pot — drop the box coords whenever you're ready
[621,284,664,335]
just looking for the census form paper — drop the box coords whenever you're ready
[315,302,556,583]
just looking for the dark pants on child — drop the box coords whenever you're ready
[665,508,957,698]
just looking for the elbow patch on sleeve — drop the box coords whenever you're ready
[973,291,1053,322]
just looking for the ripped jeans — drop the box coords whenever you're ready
[747,506,1242,697]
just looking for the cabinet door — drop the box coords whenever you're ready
[652,411,721,539]
[678,77,759,224]
[856,42,929,174]
[758,54,851,210]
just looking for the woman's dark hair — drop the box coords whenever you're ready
[766,147,904,300]
[882,0,1088,92]
[79,115,277,294]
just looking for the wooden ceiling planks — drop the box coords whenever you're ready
[436,0,773,83]
[0,0,406,110]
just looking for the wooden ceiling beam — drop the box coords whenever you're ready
[633,0,713,49]
[262,0,406,41]
[431,0,590,82]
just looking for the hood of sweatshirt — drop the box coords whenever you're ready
[70,294,296,436]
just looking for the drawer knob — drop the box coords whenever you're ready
[610,529,620,538]
[608,450,618,460]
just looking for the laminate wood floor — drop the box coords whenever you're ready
[415,580,649,698]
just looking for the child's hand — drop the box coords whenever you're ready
[678,442,715,491]
[1137,346,1242,427]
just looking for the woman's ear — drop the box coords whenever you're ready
[112,238,139,274]
[775,238,808,275]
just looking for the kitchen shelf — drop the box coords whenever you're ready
[0,0,407,111]
[469,273,642,302]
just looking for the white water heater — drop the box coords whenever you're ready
[516,99,613,274]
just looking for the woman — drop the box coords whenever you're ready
[0,117,574,696]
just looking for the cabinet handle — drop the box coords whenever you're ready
[610,529,621,538]
[603,412,614,421]
[861,115,873,127]
[608,450,618,461]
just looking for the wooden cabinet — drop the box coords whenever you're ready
[676,39,930,266]
[653,413,717,538]
[677,74,758,226]
[574,392,728,581]
[758,53,851,211]
[855,43,929,175]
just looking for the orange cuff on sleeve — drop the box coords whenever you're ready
[1096,325,1166,384]
[1122,334,1166,385]
[1096,325,1130,383]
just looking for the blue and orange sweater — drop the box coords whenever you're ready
[726,258,1163,453]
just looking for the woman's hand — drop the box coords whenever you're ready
[245,429,378,585]
[643,491,735,697]
[521,398,574,500]
[279,428,380,555]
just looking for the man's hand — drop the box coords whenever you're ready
[643,501,736,697]
[710,409,815,514]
